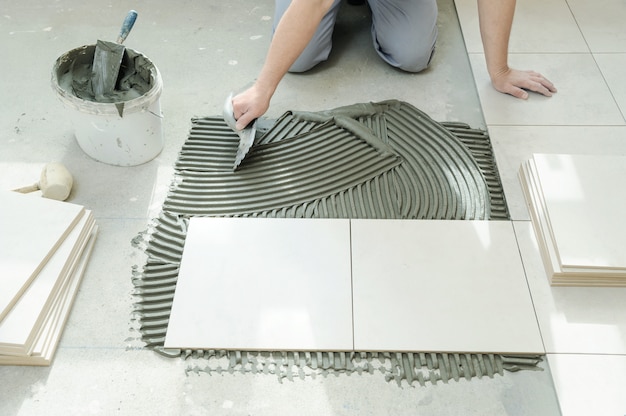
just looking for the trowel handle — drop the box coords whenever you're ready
[117,10,138,44]
[12,183,40,194]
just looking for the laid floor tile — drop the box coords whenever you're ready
[514,221,626,354]
[455,0,587,53]
[469,53,624,126]
[165,217,353,351]
[566,0,626,53]
[594,53,626,118]
[489,125,626,220]
[547,353,626,416]
[0,191,84,321]
[351,219,543,354]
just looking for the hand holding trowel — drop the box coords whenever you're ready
[91,10,138,99]
[223,93,258,170]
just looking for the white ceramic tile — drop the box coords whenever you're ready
[0,0,570,413]
[547,353,626,416]
[351,219,543,354]
[567,0,626,53]
[0,226,98,366]
[514,221,626,354]
[489,125,626,220]
[595,53,626,118]
[0,191,85,321]
[165,217,353,351]
[532,154,626,270]
[520,160,626,287]
[454,0,587,53]
[468,53,625,126]
[0,211,94,356]
[520,160,626,288]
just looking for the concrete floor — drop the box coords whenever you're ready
[2,0,624,414]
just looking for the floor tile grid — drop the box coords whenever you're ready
[455,0,626,412]
[0,1,567,415]
[454,0,626,336]
[455,0,626,127]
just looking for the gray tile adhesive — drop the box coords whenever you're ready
[130,100,543,386]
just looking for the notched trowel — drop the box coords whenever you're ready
[223,93,257,170]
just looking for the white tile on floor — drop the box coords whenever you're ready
[595,53,626,118]
[351,219,543,354]
[165,217,353,351]
[0,0,569,413]
[454,0,587,53]
[547,353,626,416]
[489,125,626,220]
[567,0,626,53]
[532,154,626,270]
[514,221,626,354]
[468,53,625,126]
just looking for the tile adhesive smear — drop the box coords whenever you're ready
[222,92,257,170]
[130,100,542,386]
[51,20,164,167]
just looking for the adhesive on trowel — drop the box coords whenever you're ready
[223,93,257,170]
[91,10,138,99]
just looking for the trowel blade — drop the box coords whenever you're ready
[233,122,257,169]
[92,39,125,98]
[222,93,257,170]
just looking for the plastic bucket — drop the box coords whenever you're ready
[51,44,163,166]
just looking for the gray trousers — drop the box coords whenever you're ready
[274,0,438,73]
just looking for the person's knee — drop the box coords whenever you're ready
[276,0,341,73]
[288,55,323,73]
[369,0,438,72]
[385,42,436,73]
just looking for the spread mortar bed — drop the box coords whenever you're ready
[132,100,544,385]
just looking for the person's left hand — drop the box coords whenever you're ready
[490,67,557,99]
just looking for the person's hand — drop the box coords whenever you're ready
[490,67,557,99]
[231,84,272,130]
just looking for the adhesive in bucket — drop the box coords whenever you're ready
[51,44,164,167]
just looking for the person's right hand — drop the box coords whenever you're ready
[232,84,271,130]
[490,67,557,99]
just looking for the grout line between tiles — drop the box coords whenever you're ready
[349,219,355,352]
[510,220,548,354]
[563,0,594,55]
[590,53,626,123]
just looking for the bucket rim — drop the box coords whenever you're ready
[51,44,162,116]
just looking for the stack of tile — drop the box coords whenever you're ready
[519,153,626,286]
[0,190,97,365]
